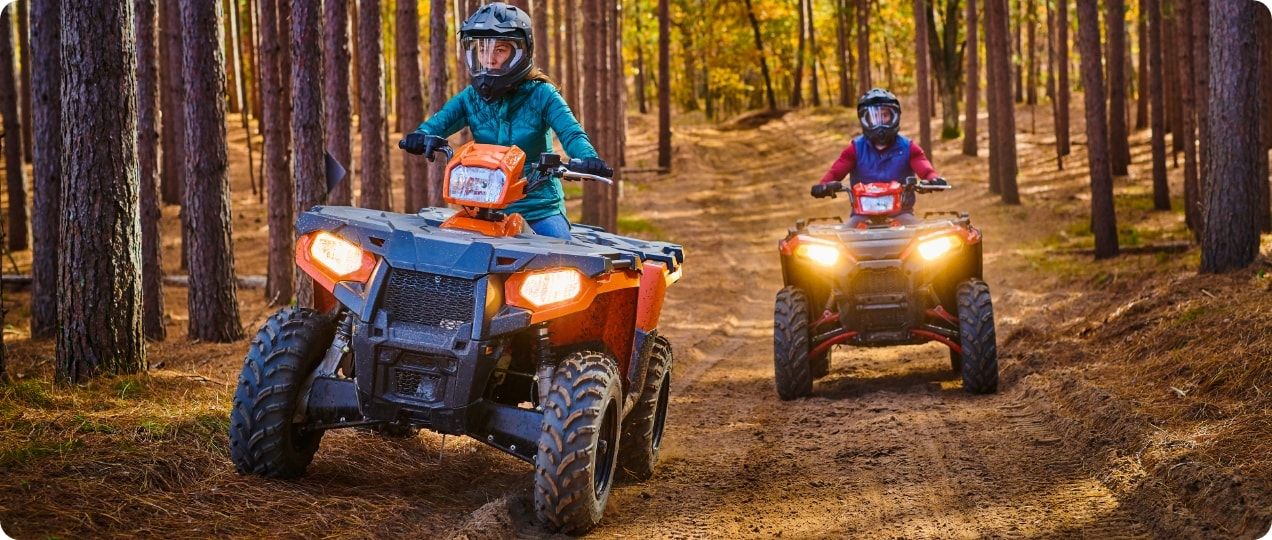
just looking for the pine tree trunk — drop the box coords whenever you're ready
[325,0,353,206]
[1,7,29,251]
[1135,7,1148,130]
[913,0,931,151]
[607,0,622,231]
[396,0,425,212]
[161,0,186,207]
[582,0,602,225]
[246,0,263,122]
[427,0,448,207]
[963,0,980,156]
[552,0,563,83]
[564,0,578,109]
[1056,0,1070,157]
[985,0,1002,192]
[16,1,30,164]
[137,0,166,341]
[808,0,821,107]
[657,0,670,170]
[258,0,292,305]
[743,0,777,111]
[1076,0,1118,259]
[1025,0,1037,106]
[836,0,851,107]
[1191,0,1209,201]
[634,3,647,114]
[223,0,240,113]
[291,0,324,309]
[29,0,61,339]
[791,0,806,107]
[57,0,146,382]
[988,0,1018,202]
[1200,0,1261,272]
[1107,0,1130,175]
[1175,1,1199,236]
[181,0,244,342]
[1147,0,1169,211]
[1013,0,1022,102]
[1259,12,1272,233]
[533,0,549,76]
[1163,2,1181,158]
[357,0,388,210]
[856,0,870,95]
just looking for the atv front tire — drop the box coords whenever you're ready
[229,307,334,478]
[618,336,674,482]
[774,286,814,400]
[534,351,623,534]
[956,279,998,394]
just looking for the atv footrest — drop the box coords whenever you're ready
[473,401,542,463]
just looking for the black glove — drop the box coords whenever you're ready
[811,182,842,199]
[569,157,614,178]
[923,176,949,187]
[399,132,446,160]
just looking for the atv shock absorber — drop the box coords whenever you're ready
[532,324,555,409]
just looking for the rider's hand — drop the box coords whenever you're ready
[923,176,949,187]
[570,157,614,178]
[811,182,842,199]
[400,132,445,161]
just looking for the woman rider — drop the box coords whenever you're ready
[400,2,611,239]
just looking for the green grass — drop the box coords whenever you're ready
[0,438,83,467]
[617,214,664,239]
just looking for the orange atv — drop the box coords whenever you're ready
[229,138,684,534]
[774,177,997,398]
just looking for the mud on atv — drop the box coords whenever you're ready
[773,177,997,399]
[229,137,684,534]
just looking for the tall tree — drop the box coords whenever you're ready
[258,0,292,304]
[292,0,324,309]
[913,0,932,150]
[1025,0,1037,106]
[137,0,166,341]
[1147,0,1168,211]
[182,0,244,342]
[222,0,241,113]
[1200,0,1261,272]
[57,0,146,383]
[396,0,425,211]
[533,0,548,76]
[986,0,1019,202]
[657,0,670,170]
[427,0,447,206]
[1107,0,1130,175]
[1162,2,1181,159]
[808,0,821,107]
[743,0,777,111]
[836,0,852,107]
[1191,0,1209,202]
[1135,6,1148,130]
[1175,0,1199,234]
[856,0,870,95]
[1075,0,1118,259]
[29,0,61,338]
[1,6,28,251]
[963,0,980,156]
[1259,11,1272,233]
[325,0,353,206]
[927,0,963,140]
[565,0,578,108]
[582,0,603,225]
[16,1,30,164]
[552,0,563,83]
[160,0,186,206]
[1055,0,1070,158]
[791,0,806,107]
[1013,0,1022,102]
[358,0,388,210]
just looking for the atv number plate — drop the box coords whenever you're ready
[859,195,897,213]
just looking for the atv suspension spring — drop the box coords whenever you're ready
[533,324,555,409]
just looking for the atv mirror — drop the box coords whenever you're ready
[324,151,348,199]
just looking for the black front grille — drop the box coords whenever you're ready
[381,269,475,329]
[851,269,909,297]
[393,367,446,401]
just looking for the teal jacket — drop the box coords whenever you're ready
[412,80,599,222]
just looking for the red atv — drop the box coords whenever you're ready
[773,177,997,398]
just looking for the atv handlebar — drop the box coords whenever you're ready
[812,176,951,199]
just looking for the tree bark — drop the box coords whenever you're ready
[836,0,852,107]
[987,0,1018,202]
[291,0,324,309]
[913,0,932,151]
[1191,0,1209,204]
[29,0,61,339]
[1163,2,1181,158]
[533,0,549,77]
[1147,0,1169,211]
[1200,0,1261,272]
[963,0,979,156]
[743,0,777,111]
[17,1,30,164]
[808,0,821,107]
[1075,0,1118,259]
[634,2,648,114]
[985,0,1002,192]
[1025,0,1037,106]
[396,0,425,212]
[1175,0,1199,235]
[1013,0,1022,102]
[1055,0,1069,157]
[657,0,670,170]
[223,0,241,113]
[246,0,263,122]
[564,0,578,109]
[1259,11,1272,233]
[181,0,244,342]
[258,0,292,304]
[1,6,29,251]
[552,0,563,83]
[791,0,806,107]
[1135,6,1148,130]
[137,0,167,341]
[325,0,353,206]
[856,0,870,96]
[160,0,186,206]
[582,0,603,226]
[357,0,388,210]
[1107,0,1130,175]
[57,0,146,382]
[427,0,448,207]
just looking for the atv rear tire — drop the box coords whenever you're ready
[956,280,998,394]
[229,307,334,478]
[774,286,814,400]
[534,351,623,534]
[618,336,674,482]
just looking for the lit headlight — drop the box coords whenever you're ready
[310,232,365,276]
[449,165,507,204]
[518,269,583,307]
[917,235,959,260]
[795,242,842,266]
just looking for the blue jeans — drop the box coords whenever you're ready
[528,214,572,239]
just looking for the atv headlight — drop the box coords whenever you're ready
[310,231,365,276]
[449,165,507,204]
[794,239,842,267]
[917,235,959,261]
[518,269,583,307]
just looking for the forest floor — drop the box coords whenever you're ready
[2,98,1270,539]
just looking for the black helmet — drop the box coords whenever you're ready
[856,88,902,147]
[459,3,535,101]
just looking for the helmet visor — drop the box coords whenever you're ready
[462,37,528,77]
[860,104,900,130]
